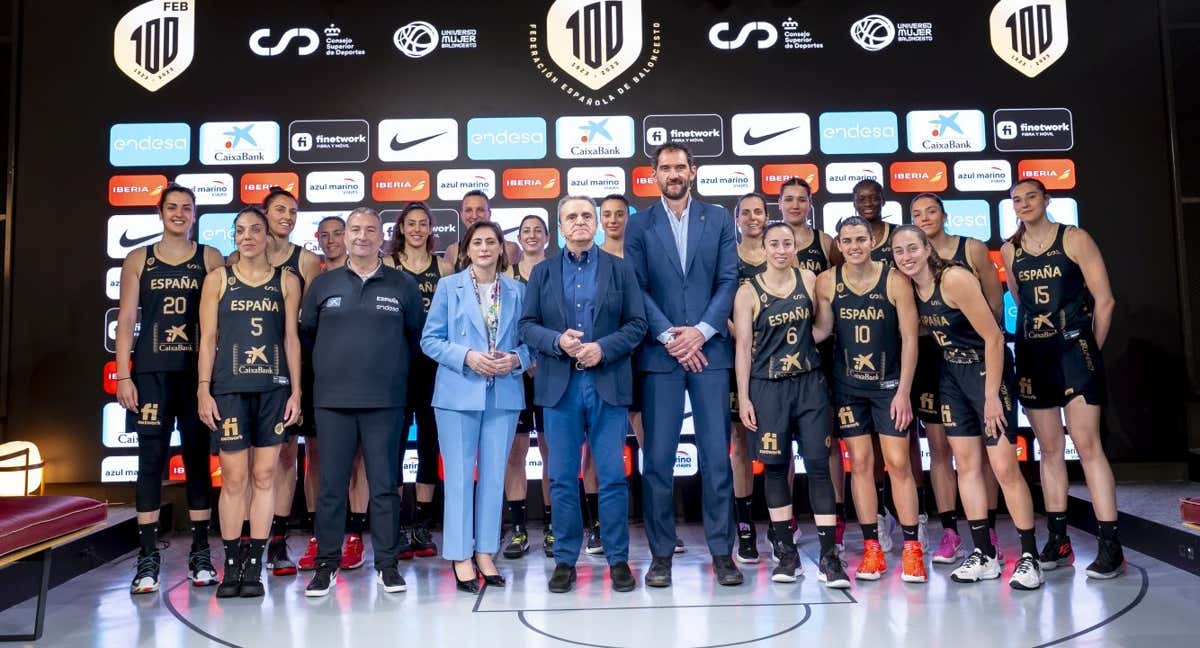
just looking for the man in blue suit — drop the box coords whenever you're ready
[625,142,742,587]
[519,195,647,593]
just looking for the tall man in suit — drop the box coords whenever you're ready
[625,143,742,587]
[519,196,647,593]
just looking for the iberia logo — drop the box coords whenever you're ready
[631,165,660,198]
[102,359,129,395]
[1018,159,1075,190]
[240,172,300,204]
[889,161,947,192]
[372,170,431,202]
[169,454,224,487]
[501,168,561,200]
[109,174,169,207]
[761,164,820,195]
[989,251,1006,284]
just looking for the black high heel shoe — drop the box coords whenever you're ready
[474,557,506,587]
[451,561,479,593]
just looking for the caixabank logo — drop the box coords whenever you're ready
[113,1,195,92]
[529,0,662,105]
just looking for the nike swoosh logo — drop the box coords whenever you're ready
[119,231,161,248]
[743,125,799,146]
[390,131,445,152]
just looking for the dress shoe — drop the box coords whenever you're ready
[474,558,505,587]
[644,556,672,588]
[548,563,577,593]
[451,561,479,594]
[713,555,744,586]
[610,561,636,592]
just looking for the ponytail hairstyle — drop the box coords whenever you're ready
[389,201,435,257]
[1006,178,1049,249]
[891,224,955,281]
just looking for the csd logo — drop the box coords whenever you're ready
[249,28,319,56]
[708,21,778,50]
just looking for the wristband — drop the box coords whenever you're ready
[117,377,131,382]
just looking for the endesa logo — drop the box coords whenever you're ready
[467,117,547,161]
[435,169,496,201]
[999,197,1077,239]
[378,118,459,162]
[109,174,168,207]
[731,113,812,157]
[555,116,636,159]
[825,162,884,194]
[110,123,190,167]
[1004,292,1017,335]
[305,171,364,203]
[289,119,369,164]
[905,110,986,153]
[953,160,1012,192]
[696,164,755,197]
[502,168,561,200]
[372,170,430,202]
[108,214,162,259]
[889,161,947,192]
[175,173,234,205]
[819,111,898,155]
[240,172,299,204]
[1018,158,1075,189]
[198,213,237,256]
[199,121,280,165]
[566,167,626,198]
[631,166,660,198]
[940,199,992,241]
[761,164,819,195]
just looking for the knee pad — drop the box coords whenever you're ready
[136,436,169,512]
[763,463,792,509]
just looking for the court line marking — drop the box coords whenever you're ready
[518,604,813,648]
[162,578,245,648]
[1030,562,1149,648]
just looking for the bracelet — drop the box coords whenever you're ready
[117,377,131,382]
[197,379,211,384]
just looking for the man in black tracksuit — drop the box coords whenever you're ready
[300,207,425,597]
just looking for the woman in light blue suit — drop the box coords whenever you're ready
[421,220,530,593]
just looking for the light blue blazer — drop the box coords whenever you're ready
[420,269,531,412]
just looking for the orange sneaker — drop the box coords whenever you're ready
[298,537,319,571]
[901,540,927,583]
[856,539,888,580]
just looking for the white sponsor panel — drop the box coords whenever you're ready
[905,109,986,153]
[566,167,626,198]
[730,113,812,156]
[953,160,1013,192]
[175,173,235,205]
[293,211,352,254]
[546,0,643,91]
[305,171,365,203]
[999,197,1077,239]
[696,164,755,197]
[198,121,280,165]
[637,443,699,477]
[820,201,902,236]
[103,402,180,448]
[490,208,549,246]
[436,169,496,201]
[108,214,164,259]
[378,118,458,162]
[555,116,636,159]
[106,267,122,300]
[101,455,140,483]
[525,447,545,481]
[400,448,420,482]
[990,0,1069,78]
[824,162,884,194]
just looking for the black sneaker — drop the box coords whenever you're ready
[503,525,530,559]
[216,551,243,598]
[1085,539,1125,580]
[240,551,266,597]
[377,565,407,593]
[411,521,438,558]
[396,527,415,560]
[305,563,338,598]
[266,537,296,576]
[585,522,604,555]
[1039,533,1074,570]
[673,537,686,554]
[771,543,801,583]
[188,546,218,587]
[736,523,760,564]
[543,526,556,558]
[130,552,162,595]
[818,552,851,589]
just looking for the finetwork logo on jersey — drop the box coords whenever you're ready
[530,0,662,105]
[175,173,234,205]
[199,122,280,165]
[393,21,478,58]
[378,118,458,162]
[289,120,369,164]
[850,14,933,52]
[436,169,496,201]
[941,199,993,241]
[953,160,1012,192]
[113,0,195,92]
[643,114,724,158]
[990,0,1068,78]
[696,164,754,197]
[110,123,190,167]
[467,117,547,161]
[731,113,811,157]
[819,112,898,155]
[566,166,626,197]
[825,162,884,194]
[999,197,1078,239]
[906,110,986,153]
[993,108,1073,151]
[249,24,365,57]
[306,171,365,203]
[555,116,635,159]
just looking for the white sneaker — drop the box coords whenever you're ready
[950,549,1002,583]
[1008,553,1044,590]
[877,514,896,553]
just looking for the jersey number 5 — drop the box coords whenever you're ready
[250,317,263,336]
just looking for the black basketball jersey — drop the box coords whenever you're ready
[511,259,530,284]
[949,236,971,268]
[1012,224,1093,342]
[737,251,766,285]
[795,230,830,274]
[916,271,985,364]
[750,269,820,379]
[869,222,896,264]
[213,267,289,394]
[832,264,900,391]
[133,244,208,374]
[395,253,442,312]
[276,244,306,294]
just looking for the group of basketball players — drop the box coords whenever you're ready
[116,150,1123,598]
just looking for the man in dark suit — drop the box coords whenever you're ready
[625,142,742,587]
[519,195,647,593]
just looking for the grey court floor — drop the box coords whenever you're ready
[3,522,1198,647]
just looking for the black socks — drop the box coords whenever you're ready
[968,519,995,558]
[735,496,753,526]
[506,499,527,528]
[189,519,209,551]
[138,522,158,557]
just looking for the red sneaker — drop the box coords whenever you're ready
[340,534,365,570]
[298,537,319,571]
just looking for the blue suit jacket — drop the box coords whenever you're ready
[518,249,647,408]
[420,269,531,412]
[625,198,738,372]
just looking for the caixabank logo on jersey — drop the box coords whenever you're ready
[529,0,663,105]
[989,0,1068,78]
[113,1,195,92]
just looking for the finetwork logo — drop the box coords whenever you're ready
[696,164,755,197]
[825,162,884,194]
[566,167,626,198]
[289,120,369,164]
[993,108,1073,151]
[467,117,547,161]
[999,197,1077,239]
[990,0,1068,78]
[306,171,365,203]
[108,214,163,259]
[953,160,1012,192]
[199,122,280,165]
[819,112,898,155]
[175,173,234,205]
[103,402,180,448]
[436,169,496,201]
[906,110,986,153]
[731,113,811,157]
[378,118,459,163]
[110,123,190,167]
[643,114,724,158]
[941,199,992,241]
[555,116,635,159]
[113,0,195,92]
[393,21,478,58]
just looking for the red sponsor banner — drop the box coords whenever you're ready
[109,174,169,207]
[170,454,224,488]
[1017,158,1075,190]
[623,446,634,477]
[889,161,948,193]
[989,250,1006,284]
[240,172,300,204]
[372,170,430,202]
[761,164,820,195]
[501,168,561,200]
[631,166,660,198]
[1015,436,1030,462]
[102,360,129,395]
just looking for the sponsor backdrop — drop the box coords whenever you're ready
[7,0,1183,483]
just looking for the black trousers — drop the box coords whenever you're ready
[314,407,404,569]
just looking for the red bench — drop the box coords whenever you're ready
[0,496,106,642]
